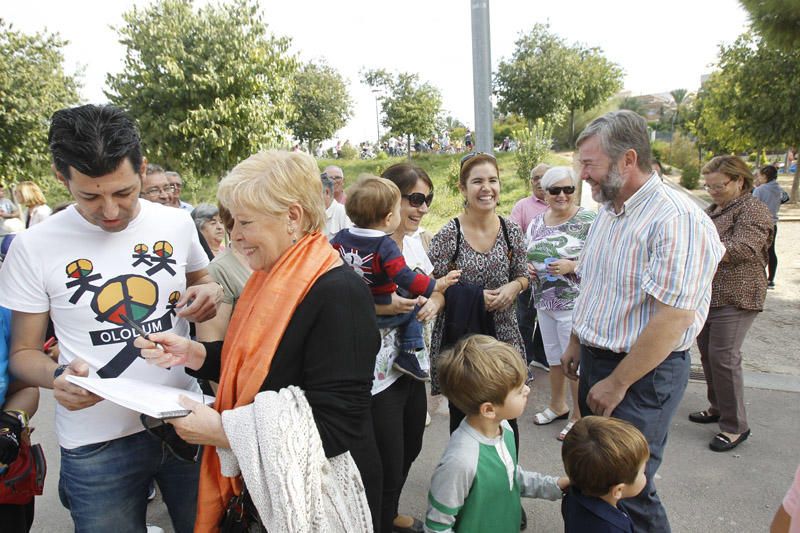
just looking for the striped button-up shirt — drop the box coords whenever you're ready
[573,173,724,353]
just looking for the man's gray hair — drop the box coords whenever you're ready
[165,171,181,182]
[320,174,334,195]
[576,110,652,173]
[191,203,218,231]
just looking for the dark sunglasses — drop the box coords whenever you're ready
[403,192,434,208]
[459,151,497,170]
[141,414,201,463]
[547,186,576,196]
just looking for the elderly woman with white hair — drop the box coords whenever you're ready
[135,151,381,532]
[191,203,226,256]
[526,166,596,440]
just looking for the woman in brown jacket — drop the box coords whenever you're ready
[690,155,773,452]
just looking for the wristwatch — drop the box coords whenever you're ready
[4,409,29,430]
[53,364,68,380]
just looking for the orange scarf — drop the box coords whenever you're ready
[195,232,340,532]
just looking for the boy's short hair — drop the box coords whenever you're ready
[437,334,527,415]
[561,416,650,497]
[345,175,400,228]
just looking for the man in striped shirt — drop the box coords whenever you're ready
[562,110,724,533]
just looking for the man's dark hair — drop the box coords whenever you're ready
[48,104,143,179]
[759,165,778,182]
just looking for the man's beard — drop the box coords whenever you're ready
[595,164,624,203]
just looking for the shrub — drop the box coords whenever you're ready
[338,142,358,160]
[680,165,700,190]
[664,132,697,172]
[514,119,553,181]
[446,158,460,194]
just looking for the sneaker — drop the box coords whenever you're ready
[393,351,430,381]
[147,480,157,502]
[528,360,550,373]
[767,281,775,289]
[146,525,164,533]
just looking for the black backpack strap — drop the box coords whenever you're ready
[499,216,512,262]
[448,218,461,271]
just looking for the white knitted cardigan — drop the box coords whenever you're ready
[217,386,374,532]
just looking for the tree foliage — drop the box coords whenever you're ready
[495,23,622,136]
[362,69,442,153]
[288,60,352,150]
[106,0,296,180]
[0,20,80,184]
[739,0,800,51]
[514,119,554,181]
[692,32,800,200]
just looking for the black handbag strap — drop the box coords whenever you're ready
[449,216,513,275]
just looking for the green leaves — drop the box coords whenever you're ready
[0,20,80,184]
[362,69,442,148]
[494,23,622,138]
[288,61,352,150]
[106,0,297,184]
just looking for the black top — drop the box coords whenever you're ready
[562,486,634,533]
[190,265,382,528]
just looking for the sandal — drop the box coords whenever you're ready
[557,420,576,441]
[533,408,569,425]
[689,410,720,424]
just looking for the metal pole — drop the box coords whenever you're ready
[471,0,493,154]
[372,89,381,145]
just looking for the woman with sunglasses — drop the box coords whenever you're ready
[372,163,444,533]
[526,167,595,441]
[428,153,530,439]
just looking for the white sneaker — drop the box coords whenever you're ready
[146,525,164,533]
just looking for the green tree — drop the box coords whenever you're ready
[739,0,800,51]
[288,60,352,152]
[562,46,623,143]
[106,0,297,181]
[0,21,80,184]
[362,69,442,156]
[694,32,800,201]
[494,24,574,124]
[618,95,645,116]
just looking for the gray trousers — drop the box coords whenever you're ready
[696,305,758,434]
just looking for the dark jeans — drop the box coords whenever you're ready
[58,430,199,533]
[579,345,690,533]
[768,224,777,282]
[448,402,520,457]
[516,288,546,366]
[376,308,424,354]
[371,376,427,533]
[0,501,34,533]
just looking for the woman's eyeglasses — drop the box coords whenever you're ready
[402,192,434,208]
[702,180,732,192]
[546,186,576,196]
[459,151,496,170]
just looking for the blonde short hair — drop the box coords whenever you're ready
[702,155,754,192]
[345,175,400,228]
[437,335,527,415]
[16,181,47,207]
[217,150,325,234]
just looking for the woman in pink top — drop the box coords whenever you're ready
[772,464,800,532]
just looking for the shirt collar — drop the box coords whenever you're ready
[349,227,389,237]
[569,487,633,530]
[605,172,660,218]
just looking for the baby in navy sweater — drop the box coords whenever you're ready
[331,175,460,380]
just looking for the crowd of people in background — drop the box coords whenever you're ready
[0,104,797,533]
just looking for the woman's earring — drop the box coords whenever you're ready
[462,198,468,209]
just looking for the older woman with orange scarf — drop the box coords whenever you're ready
[135,151,381,531]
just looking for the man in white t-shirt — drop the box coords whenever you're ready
[0,104,222,533]
[321,173,351,239]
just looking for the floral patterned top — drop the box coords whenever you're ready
[428,217,529,393]
[526,208,596,311]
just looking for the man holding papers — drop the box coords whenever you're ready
[0,104,222,533]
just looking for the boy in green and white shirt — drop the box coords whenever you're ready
[426,335,568,532]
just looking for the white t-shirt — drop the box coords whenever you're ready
[0,200,208,448]
[371,233,434,395]
[324,201,352,239]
